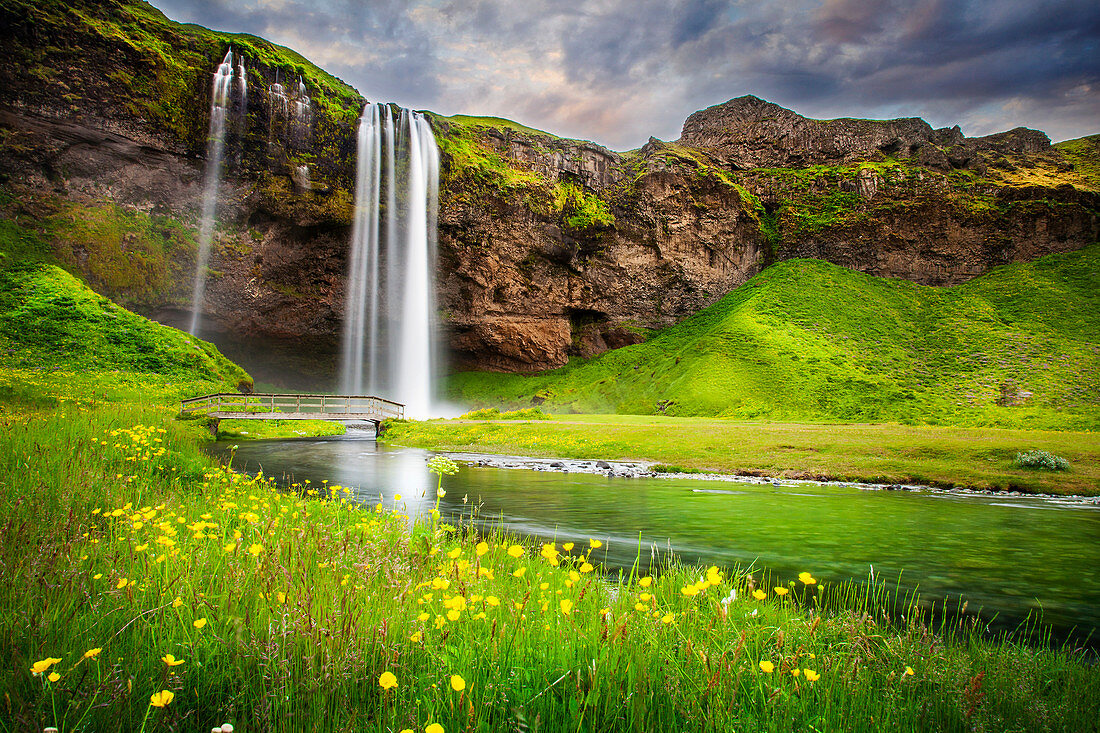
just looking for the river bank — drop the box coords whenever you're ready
[437,450,1100,503]
[381,414,1100,496]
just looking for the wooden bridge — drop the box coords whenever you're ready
[180,393,404,434]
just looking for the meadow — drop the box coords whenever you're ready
[0,260,1098,731]
[4,378,1100,732]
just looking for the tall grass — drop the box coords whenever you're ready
[2,390,1098,732]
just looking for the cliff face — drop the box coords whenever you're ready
[1,0,1097,379]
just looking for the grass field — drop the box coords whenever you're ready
[449,245,1100,431]
[383,414,1100,495]
[2,223,1098,731]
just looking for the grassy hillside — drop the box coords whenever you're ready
[0,218,251,399]
[449,245,1100,430]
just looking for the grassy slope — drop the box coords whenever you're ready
[449,245,1100,431]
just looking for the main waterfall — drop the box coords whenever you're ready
[341,103,440,418]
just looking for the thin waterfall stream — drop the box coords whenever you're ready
[189,49,245,336]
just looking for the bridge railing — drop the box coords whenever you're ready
[180,393,405,420]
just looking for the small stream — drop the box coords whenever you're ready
[209,435,1100,642]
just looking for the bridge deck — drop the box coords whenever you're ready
[181,393,404,423]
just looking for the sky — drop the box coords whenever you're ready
[149,0,1100,150]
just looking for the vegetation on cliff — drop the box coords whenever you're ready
[448,245,1100,431]
[0,0,362,144]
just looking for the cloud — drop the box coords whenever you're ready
[148,0,1100,148]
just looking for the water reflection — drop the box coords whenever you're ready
[211,435,1100,640]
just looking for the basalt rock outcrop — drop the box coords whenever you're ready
[0,0,1097,381]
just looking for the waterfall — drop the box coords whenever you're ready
[341,103,440,418]
[188,49,242,336]
[237,56,247,113]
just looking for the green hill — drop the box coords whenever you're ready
[0,219,251,397]
[449,244,1100,430]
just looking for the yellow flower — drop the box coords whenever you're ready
[560,599,574,615]
[149,690,175,707]
[752,589,767,600]
[486,596,500,606]
[378,671,398,690]
[638,576,652,587]
[31,657,62,675]
[798,572,817,585]
[680,585,699,597]
[562,542,574,551]
[904,666,915,676]
[759,660,774,673]
[47,672,61,682]
[579,562,594,573]
[393,493,402,501]
[475,541,489,556]
[410,631,423,643]
[447,609,461,621]
[116,578,128,589]
[507,545,524,558]
[193,618,207,629]
[162,654,185,667]
[803,668,820,682]
[223,542,236,553]
[426,725,444,733]
[417,612,430,622]
[450,674,466,692]
[248,543,264,556]
[791,668,801,677]
[277,592,287,604]
[512,567,527,578]
[93,573,102,580]
[661,613,674,624]
[589,539,602,548]
[634,602,646,612]
[774,587,789,596]
[83,648,102,660]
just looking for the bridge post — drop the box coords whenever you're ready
[209,417,220,437]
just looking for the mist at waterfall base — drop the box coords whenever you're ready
[341,103,444,418]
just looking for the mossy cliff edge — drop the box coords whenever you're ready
[0,0,1097,377]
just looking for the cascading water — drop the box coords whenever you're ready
[341,103,440,418]
[189,49,244,336]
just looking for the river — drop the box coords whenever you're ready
[209,434,1100,642]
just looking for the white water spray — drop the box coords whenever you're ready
[341,103,439,417]
[189,49,242,336]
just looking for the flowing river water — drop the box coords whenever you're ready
[209,435,1100,642]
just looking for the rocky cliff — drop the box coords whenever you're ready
[1,0,1097,383]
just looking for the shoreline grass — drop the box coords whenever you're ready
[381,415,1100,496]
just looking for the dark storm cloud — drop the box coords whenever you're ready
[147,0,1099,148]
